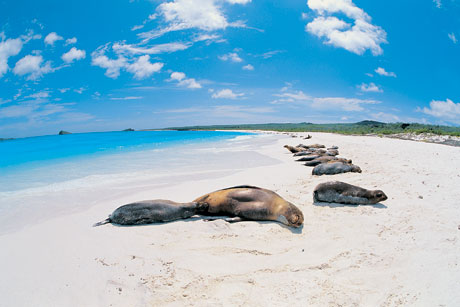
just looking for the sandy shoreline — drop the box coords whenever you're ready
[1,132,459,306]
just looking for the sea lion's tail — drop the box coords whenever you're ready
[93,218,111,227]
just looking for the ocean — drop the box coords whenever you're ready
[0,130,280,234]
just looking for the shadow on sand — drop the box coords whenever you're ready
[99,215,304,234]
[312,201,387,209]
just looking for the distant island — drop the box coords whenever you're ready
[59,130,72,135]
[164,121,460,137]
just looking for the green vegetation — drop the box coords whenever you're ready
[165,121,460,137]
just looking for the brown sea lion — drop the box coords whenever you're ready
[193,185,304,228]
[284,145,304,153]
[325,149,339,156]
[312,162,362,176]
[93,200,206,226]
[304,157,351,166]
[295,155,322,162]
[313,181,387,205]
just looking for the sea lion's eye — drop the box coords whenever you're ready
[376,193,383,198]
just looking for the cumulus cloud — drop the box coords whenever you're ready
[91,48,127,79]
[138,0,245,42]
[375,67,396,77]
[218,52,243,63]
[211,88,244,99]
[420,99,460,124]
[305,0,387,55]
[433,0,442,8]
[242,64,254,70]
[359,82,383,93]
[169,71,202,89]
[0,37,23,78]
[127,55,163,79]
[65,37,77,45]
[448,33,457,44]
[61,47,86,63]
[13,54,53,80]
[44,32,63,45]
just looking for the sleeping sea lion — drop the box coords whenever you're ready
[284,145,304,153]
[304,157,351,167]
[298,144,325,149]
[325,149,339,156]
[193,185,304,228]
[93,200,206,226]
[295,155,322,162]
[313,181,387,205]
[312,162,362,176]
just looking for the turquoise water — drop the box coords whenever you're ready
[0,130,251,170]
[0,130,252,192]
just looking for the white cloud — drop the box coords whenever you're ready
[0,37,23,78]
[0,98,11,105]
[359,82,383,93]
[311,97,379,111]
[61,47,86,63]
[58,88,70,93]
[74,87,86,94]
[157,0,228,32]
[371,112,400,123]
[91,47,127,79]
[218,52,243,63]
[433,0,442,8]
[448,33,457,44]
[242,64,254,70]
[211,88,244,99]
[44,32,63,45]
[375,67,396,77]
[26,91,50,99]
[112,41,191,55]
[110,96,143,100]
[126,55,163,79]
[420,99,460,124]
[139,0,244,42]
[13,54,53,80]
[272,88,379,111]
[306,0,387,56]
[65,37,77,45]
[131,25,145,31]
[169,71,202,89]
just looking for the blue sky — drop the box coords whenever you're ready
[1,0,460,138]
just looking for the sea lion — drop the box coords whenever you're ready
[193,185,304,228]
[325,149,339,156]
[328,146,339,150]
[295,155,322,162]
[312,162,362,176]
[313,181,387,205]
[293,151,316,157]
[304,157,351,167]
[297,144,325,149]
[93,200,206,226]
[284,145,304,153]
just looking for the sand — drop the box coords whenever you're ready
[0,132,459,306]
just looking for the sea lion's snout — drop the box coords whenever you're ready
[375,191,388,202]
[286,203,304,227]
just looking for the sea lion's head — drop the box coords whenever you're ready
[277,202,304,228]
[351,165,362,173]
[368,190,388,204]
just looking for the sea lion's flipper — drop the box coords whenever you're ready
[93,218,111,227]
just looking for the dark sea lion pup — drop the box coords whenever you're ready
[193,185,304,228]
[313,181,388,205]
[312,162,362,176]
[93,200,207,226]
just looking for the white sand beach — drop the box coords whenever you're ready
[1,132,459,306]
